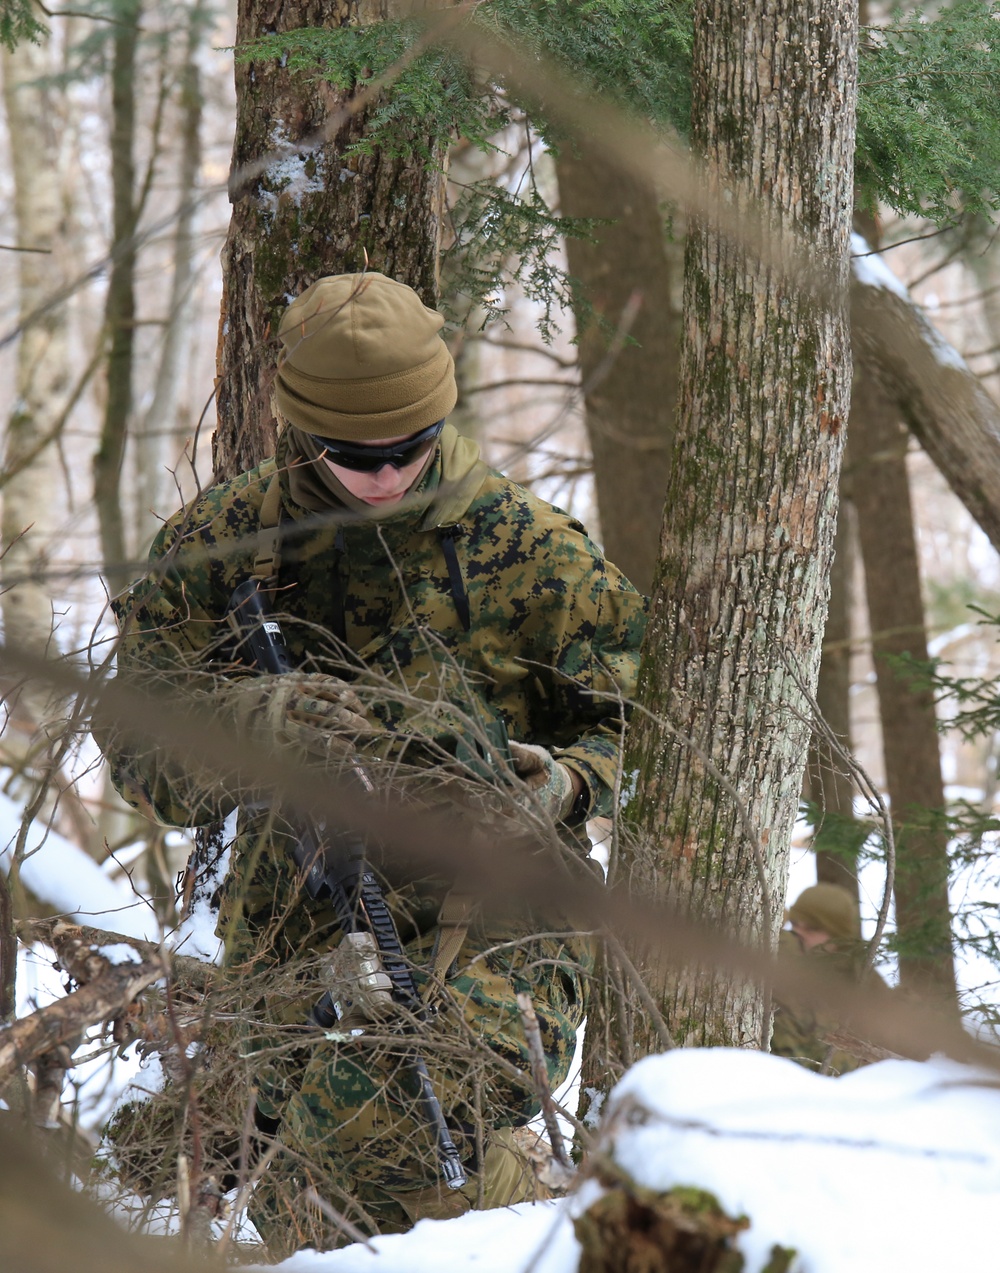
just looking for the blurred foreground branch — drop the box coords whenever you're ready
[1,639,994,1078]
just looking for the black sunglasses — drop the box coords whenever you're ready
[310,420,445,473]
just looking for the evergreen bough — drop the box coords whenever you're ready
[236,1,1000,328]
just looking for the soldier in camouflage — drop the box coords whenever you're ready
[771,883,889,1076]
[98,273,645,1251]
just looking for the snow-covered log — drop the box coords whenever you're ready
[851,234,1000,554]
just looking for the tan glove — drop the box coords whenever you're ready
[509,741,578,821]
[214,671,380,764]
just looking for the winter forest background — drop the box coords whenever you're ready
[6,0,1000,1269]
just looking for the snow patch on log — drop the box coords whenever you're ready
[851,233,967,371]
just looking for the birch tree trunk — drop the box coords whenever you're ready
[134,0,206,548]
[620,0,858,1051]
[556,146,680,594]
[214,0,448,479]
[1,34,70,725]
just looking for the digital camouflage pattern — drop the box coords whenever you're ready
[234,810,591,1250]
[105,425,645,827]
[99,425,644,1247]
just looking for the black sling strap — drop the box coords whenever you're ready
[438,525,471,633]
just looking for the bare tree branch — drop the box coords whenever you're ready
[0,959,161,1083]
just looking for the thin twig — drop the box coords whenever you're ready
[516,992,574,1176]
[0,869,15,1026]
[216,1130,279,1258]
[779,649,896,972]
[606,932,676,1052]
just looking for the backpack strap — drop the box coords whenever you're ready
[253,472,284,583]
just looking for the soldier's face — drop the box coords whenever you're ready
[791,923,831,951]
[322,433,431,506]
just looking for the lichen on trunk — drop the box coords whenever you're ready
[214,0,448,480]
[618,0,859,1054]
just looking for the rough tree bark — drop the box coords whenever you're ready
[620,0,858,1051]
[847,373,959,1008]
[214,0,448,479]
[556,145,680,595]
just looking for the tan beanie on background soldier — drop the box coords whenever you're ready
[786,882,862,951]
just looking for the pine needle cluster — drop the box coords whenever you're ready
[235,1,1000,328]
[857,0,1000,224]
[0,0,46,49]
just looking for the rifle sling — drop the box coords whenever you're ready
[428,888,477,986]
[253,472,284,583]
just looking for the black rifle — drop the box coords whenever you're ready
[225,578,467,1190]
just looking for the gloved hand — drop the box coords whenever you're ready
[214,671,380,764]
[509,741,579,821]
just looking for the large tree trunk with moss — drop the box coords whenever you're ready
[214,0,448,480]
[619,0,858,1052]
[556,146,680,594]
[847,373,958,1009]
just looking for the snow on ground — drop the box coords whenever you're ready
[255,1048,1000,1273]
[0,790,158,940]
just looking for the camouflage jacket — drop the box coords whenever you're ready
[770,932,890,1076]
[102,425,647,831]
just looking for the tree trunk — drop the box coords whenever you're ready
[1,34,70,727]
[556,145,680,594]
[214,0,448,480]
[92,0,141,595]
[134,0,206,547]
[621,0,858,1051]
[847,372,958,1008]
[807,501,860,899]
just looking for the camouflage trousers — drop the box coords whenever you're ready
[216,828,590,1253]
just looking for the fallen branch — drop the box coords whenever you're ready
[820,1027,904,1066]
[851,234,1000,555]
[15,917,216,992]
[0,959,161,1083]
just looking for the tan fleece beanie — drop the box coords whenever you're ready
[786,883,861,941]
[274,273,458,440]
